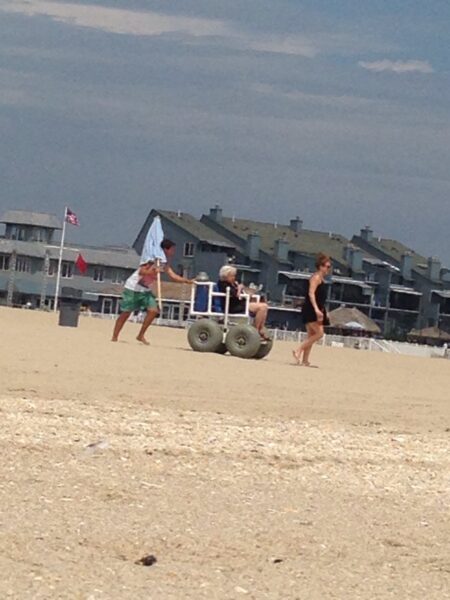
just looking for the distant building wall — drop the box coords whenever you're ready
[353,235,450,330]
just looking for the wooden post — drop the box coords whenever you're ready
[7,251,17,307]
[40,250,50,309]
[156,258,163,313]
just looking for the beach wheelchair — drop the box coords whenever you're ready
[187,275,273,359]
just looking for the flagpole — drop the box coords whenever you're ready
[54,207,67,313]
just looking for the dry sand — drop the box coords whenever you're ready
[0,308,449,599]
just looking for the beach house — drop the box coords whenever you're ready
[139,206,448,337]
[352,227,450,334]
[0,210,139,313]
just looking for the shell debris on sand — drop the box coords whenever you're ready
[0,312,449,599]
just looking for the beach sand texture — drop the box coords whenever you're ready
[1,309,449,599]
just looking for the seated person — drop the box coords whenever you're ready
[217,265,269,339]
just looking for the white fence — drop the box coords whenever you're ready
[269,329,447,358]
[82,312,448,359]
[81,311,188,329]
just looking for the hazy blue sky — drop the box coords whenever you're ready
[0,0,449,263]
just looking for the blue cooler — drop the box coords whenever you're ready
[193,272,210,313]
[194,283,209,312]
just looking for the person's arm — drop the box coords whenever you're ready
[166,265,194,284]
[138,262,157,277]
[308,275,323,320]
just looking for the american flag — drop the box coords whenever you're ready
[65,208,79,226]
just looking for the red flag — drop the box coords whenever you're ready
[66,208,80,226]
[75,254,88,274]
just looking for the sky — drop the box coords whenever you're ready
[0,0,449,264]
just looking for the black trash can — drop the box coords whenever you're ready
[58,287,83,327]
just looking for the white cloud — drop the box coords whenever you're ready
[358,59,433,74]
[243,36,317,58]
[252,83,385,110]
[0,0,229,36]
[0,0,318,57]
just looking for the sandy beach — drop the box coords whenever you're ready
[0,308,449,599]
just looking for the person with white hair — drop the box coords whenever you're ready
[217,265,269,339]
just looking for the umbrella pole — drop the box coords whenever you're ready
[156,259,163,313]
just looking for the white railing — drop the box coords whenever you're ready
[80,311,117,319]
[369,339,402,354]
[268,329,447,358]
[270,329,375,351]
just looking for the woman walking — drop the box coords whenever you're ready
[293,253,332,366]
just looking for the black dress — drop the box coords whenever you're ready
[217,280,246,314]
[302,278,330,326]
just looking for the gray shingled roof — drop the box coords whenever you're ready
[1,210,62,229]
[46,244,139,269]
[364,237,428,271]
[0,238,139,269]
[0,239,47,259]
[208,216,350,263]
[156,210,237,248]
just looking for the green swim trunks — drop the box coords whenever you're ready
[120,289,158,313]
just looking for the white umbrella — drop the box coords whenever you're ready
[344,320,365,330]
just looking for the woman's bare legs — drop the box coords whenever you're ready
[293,322,324,365]
[302,323,324,365]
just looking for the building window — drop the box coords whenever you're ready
[47,261,74,278]
[16,256,32,273]
[0,255,10,271]
[93,268,104,282]
[61,261,73,278]
[48,260,57,276]
[183,242,195,258]
[10,226,27,241]
[111,269,125,284]
[33,228,47,243]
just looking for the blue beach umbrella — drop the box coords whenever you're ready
[141,215,166,264]
[141,215,166,310]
